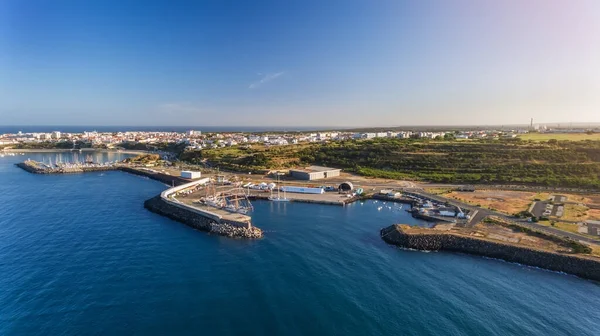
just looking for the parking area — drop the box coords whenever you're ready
[531,201,561,218]
[550,194,567,202]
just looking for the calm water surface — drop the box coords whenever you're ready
[0,153,599,335]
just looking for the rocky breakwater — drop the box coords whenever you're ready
[380,224,600,281]
[144,196,262,239]
[16,160,118,174]
[16,161,47,174]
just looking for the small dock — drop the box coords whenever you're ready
[244,189,357,206]
[16,160,119,174]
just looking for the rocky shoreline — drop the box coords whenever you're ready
[144,196,262,239]
[380,224,600,281]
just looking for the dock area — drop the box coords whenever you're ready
[245,189,357,206]
[177,198,252,224]
[16,159,119,174]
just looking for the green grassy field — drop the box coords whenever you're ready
[519,133,600,141]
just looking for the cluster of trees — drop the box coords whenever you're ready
[123,154,161,164]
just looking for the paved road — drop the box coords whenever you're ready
[416,183,600,194]
[509,218,600,245]
[407,189,600,246]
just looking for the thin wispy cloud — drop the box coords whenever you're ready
[248,71,284,89]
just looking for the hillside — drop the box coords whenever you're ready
[179,138,600,189]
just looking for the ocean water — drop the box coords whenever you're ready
[0,153,599,335]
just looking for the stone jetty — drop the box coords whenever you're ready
[144,196,262,239]
[381,224,600,281]
[16,160,118,174]
[17,160,262,239]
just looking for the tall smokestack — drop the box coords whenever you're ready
[530,118,533,130]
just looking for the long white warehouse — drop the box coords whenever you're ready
[281,186,325,194]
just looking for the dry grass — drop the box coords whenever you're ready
[591,245,600,258]
[445,190,537,214]
[531,192,551,201]
[550,221,582,234]
[519,133,600,141]
[586,195,600,205]
[560,204,589,222]
[424,187,453,195]
[563,194,593,204]
[538,220,600,240]
[588,209,600,221]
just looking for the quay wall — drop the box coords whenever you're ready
[371,194,415,204]
[144,196,214,231]
[16,162,119,174]
[380,225,600,281]
[144,196,261,238]
[117,166,189,186]
[15,162,44,174]
[16,161,260,238]
[247,194,348,206]
[147,176,259,237]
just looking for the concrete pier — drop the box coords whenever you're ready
[16,160,119,174]
[16,160,262,239]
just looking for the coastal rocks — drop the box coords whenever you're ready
[16,162,46,174]
[381,224,600,281]
[209,222,263,239]
[144,196,262,239]
[16,161,118,174]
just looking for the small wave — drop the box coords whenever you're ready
[393,246,437,253]
[477,255,573,278]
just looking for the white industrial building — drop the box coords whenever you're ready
[180,171,202,179]
[289,166,341,180]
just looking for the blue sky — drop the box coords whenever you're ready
[1,0,599,127]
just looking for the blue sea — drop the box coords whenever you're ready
[0,153,599,335]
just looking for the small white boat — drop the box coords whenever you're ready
[269,197,290,202]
